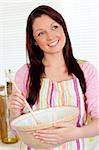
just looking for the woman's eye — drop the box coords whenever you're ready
[52,25,58,30]
[38,32,45,37]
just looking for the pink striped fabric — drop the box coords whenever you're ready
[27,76,85,150]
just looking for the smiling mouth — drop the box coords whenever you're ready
[48,40,59,47]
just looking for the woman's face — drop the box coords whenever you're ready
[32,14,66,55]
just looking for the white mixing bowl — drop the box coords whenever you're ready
[11,106,79,149]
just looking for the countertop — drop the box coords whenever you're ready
[0,140,20,150]
[0,137,99,150]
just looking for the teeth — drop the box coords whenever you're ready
[48,40,58,47]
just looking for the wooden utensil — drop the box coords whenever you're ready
[5,70,38,125]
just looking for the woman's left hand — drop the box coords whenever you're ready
[33,121,80,146]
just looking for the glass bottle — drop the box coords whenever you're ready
[6,69,12,97]
[0,85,5,139]
[1,71,18,144]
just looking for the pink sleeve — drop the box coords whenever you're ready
[13,64,29,98]
[80,62,99,119]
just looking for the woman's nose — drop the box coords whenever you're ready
[47,31,55,41]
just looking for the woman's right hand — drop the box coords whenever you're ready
[8,91,25,118]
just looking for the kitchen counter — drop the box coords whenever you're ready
[0,140,20,150]
[0,137,99,150]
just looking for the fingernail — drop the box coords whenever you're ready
[35,136,38,139]
[53,123,57,126]
[33,133,36,136]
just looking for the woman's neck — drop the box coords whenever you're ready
[42,53,66,68]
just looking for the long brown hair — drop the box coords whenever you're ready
[26,5,86,105]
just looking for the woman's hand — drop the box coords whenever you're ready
[8,91,25,118]
[33,121,80,146]
[33,118,99,146]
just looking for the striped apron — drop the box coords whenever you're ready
[27,75,86,150]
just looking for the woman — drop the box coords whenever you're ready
[9,5,99,150]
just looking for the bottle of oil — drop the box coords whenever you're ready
[6,69,12,97]
[0,85,5,139]
[1,70,18,144]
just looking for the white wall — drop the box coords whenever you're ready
[59,0,98,66]
[0,0,98,84]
